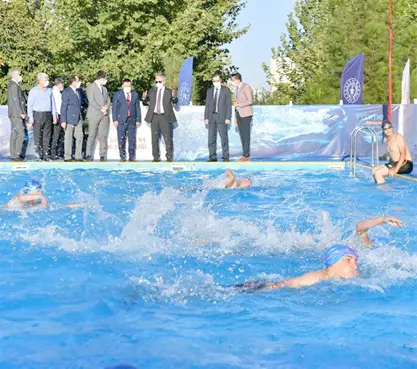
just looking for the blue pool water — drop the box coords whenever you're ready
[1,168,417,368]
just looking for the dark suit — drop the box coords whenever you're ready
[204,85,232,160]
[61,87,84,160]
[7,80,27,160]
[112,90,141,160]
[144,87,177,161]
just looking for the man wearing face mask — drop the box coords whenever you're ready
[204,74,232,162]
[27,72,57,161]
[7,68,27,162]
[86,71,111,162]
[51,77,65,160]
[112,79,141,162]
[143,74,177,162]
[60,76,85,162]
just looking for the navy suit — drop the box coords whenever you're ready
[112,90,141,160]
[61,87,84,160]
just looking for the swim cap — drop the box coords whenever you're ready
[381,119,393,130]
[324,245,358,268]
[22,179,42,194]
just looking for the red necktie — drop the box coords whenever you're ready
[127,93,131,118]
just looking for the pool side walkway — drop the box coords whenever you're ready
[0,158,347,172]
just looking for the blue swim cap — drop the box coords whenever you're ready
[324,244,358,268]
[22,179,42,194]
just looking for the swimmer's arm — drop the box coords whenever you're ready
[394,135,407,173]
[65,203,87,209]
[264,271,325,290]
[16,194,49,208]
[356,216,403,233]
[356,216,403,246]
[224,169,236,188]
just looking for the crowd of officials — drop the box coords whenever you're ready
[7,69,253,162]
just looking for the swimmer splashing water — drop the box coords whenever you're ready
[5,179,86,210]
[236,245,359,291]
[5,179,48,209]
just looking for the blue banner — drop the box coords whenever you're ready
[177,57,194,106]
[341,53,364,104]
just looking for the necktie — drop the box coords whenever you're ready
[127,93,131,118]
[156,89,162,114]
[214,88,218,113]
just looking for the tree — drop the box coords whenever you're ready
[266,0,417,104]
[0,0,248,104]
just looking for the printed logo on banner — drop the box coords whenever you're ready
[343,78,362,104]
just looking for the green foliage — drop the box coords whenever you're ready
[266,0,417,104]
[0,0,247,104]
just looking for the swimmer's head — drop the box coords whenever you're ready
[324,244,358,278]
[239,178,251,188]
[381,120,394,136]
[22,179,42,194]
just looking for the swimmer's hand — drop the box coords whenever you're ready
[384,216,403,228]
[234,280,267,292]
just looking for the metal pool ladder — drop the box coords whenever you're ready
[349,126,379,177]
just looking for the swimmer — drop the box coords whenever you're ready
[372,120,413,184]
[356,215,403,246]
[5,179,48,209]
[236,245,358,291]
[224,169,251,189]
[5,179,86,210]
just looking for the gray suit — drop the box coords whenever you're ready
[86,81,110,159]
[7,80,27,160]
[204,85,232,161]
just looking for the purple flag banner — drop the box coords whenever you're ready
[341,53,364,104]
[177,57,194,106]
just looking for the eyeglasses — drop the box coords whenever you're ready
[155,81,163,84]
[383,127,392,131]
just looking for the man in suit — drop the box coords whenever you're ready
[204,74,232,162]
[7,68,27,161]
[86,71,110,162]
[112,79,141,162]
[143,74,177,162]
[232,72,253,162]
[60,76,85,162]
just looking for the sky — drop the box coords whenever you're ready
[228,0,297,89]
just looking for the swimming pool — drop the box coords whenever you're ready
[1,167,417,368]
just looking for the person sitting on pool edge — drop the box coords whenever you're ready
[5,179,84,210]
[372,120,413,184]
[224,169,251,189]
[236,215,403,290]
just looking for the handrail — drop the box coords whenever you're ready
[349,126,379,177]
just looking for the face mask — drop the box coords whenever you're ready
[43,80,49,87]
[17,75,23,83]
[156,82,164,89]
[59,87,64,92]
[102,79,107,86]
[123,87,131,94]
[213,82,221,89]
[75,82,81,89]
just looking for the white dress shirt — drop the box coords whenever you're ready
[154,86,165,114]
[52,86,62,115]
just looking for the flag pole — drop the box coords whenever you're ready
[388,0,393,121]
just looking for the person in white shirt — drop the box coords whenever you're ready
[51,77,65,160]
